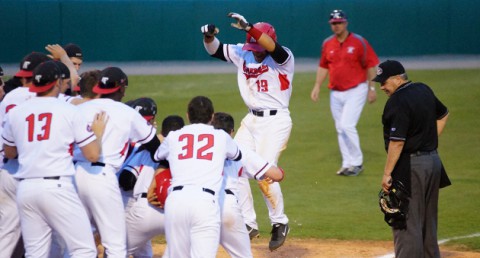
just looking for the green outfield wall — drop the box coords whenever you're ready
[0,0,479,63]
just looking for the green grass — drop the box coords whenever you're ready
[126,68,480,251]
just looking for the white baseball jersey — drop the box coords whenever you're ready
[2,97,96,179]
[73,98,156,169]
[58,93,81,104]
[2,96,98,257]
[154,123,240,193]
[223,44,294,110]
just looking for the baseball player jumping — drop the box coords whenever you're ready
[202,12,294,250]
[2,60,106,257]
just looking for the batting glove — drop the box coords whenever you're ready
[201,24,219,37]
[228,12,252,31]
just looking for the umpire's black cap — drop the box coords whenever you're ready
[29,61,61,93]
[93,67,128,94]
[372,60,406,84]
[64,43,83,59]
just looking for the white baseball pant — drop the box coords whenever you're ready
[0,170,21,257]
[126,196,165,257]
[234,110,291,227]
[17,176,96,258]
[330,82,368,168]
[219,190,253,258]
[74,162,127,257]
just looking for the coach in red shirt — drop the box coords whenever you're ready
[310,9,379,176]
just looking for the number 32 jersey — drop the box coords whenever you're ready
[224,44,294,111]
[154,123,240,193]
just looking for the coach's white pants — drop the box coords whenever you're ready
[0,170,21,257]
[17,177,96,258]
[235,110,291,227]
[75,162,127,258]
[330,82,368,168]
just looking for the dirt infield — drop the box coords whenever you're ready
[145,238,480,258]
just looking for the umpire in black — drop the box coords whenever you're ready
[373,60,450,258]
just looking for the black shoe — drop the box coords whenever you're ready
[246,224,259,240]
[269,223,289,251]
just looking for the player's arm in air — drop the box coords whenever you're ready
[45,44,80,90]
[201,12,289,65]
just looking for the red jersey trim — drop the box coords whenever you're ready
[254,162,269,180]
[76,133,95,145]
[136,126,155,144]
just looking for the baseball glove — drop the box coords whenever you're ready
[378,180,409,229]
[154,168,172,209]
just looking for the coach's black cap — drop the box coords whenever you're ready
[329,10,347,23]
[93,67,128,94]
[64,43,83,59]
[372,60,406,84]
[30,61,61,93]
[54,61,70,79]
[15,52,50,78]
[127,97,157,120]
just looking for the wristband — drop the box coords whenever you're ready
[248,26,263,41]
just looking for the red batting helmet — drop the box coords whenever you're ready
[242,22,277,52]
[154,169,172,208]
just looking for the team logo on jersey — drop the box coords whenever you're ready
[22,61,31,69]
[243,61,269,79]
[347,46,355,53]
[376,67,383,75]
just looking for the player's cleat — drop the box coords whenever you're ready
[246,224,259,240]
[344,165,364,176]
[336,167,349,175]
[269,223,289,251]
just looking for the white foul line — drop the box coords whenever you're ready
[376,232,480,258]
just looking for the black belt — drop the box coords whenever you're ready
[140,192,147,198]
[18,176,60,181]
[172,185,215,196]
[91,162,106,167]
[225,189,234,195]
[250,109,277,117]
[410,150,437,157]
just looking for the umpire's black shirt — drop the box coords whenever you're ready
[382,81,448,153]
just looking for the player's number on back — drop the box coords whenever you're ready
[26,113,53,142]
[178,134,214,161]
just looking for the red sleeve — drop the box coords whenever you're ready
[319,45,329,69]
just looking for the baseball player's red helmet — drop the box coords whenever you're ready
[155,169,172,208]
[242,22,277,52]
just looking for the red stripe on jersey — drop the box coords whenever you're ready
[279,73,290,91]
[119,142,129,157]
[76,134,95,145]
[254,162,269,180]
[5,104,16,114]
[238,166,243,177]
[136,126,155,144]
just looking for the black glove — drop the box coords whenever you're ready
[118,169,137,191]
[201,24,219,37]
[378,180,409,229]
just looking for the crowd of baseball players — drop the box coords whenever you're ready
[0,12,294,258]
